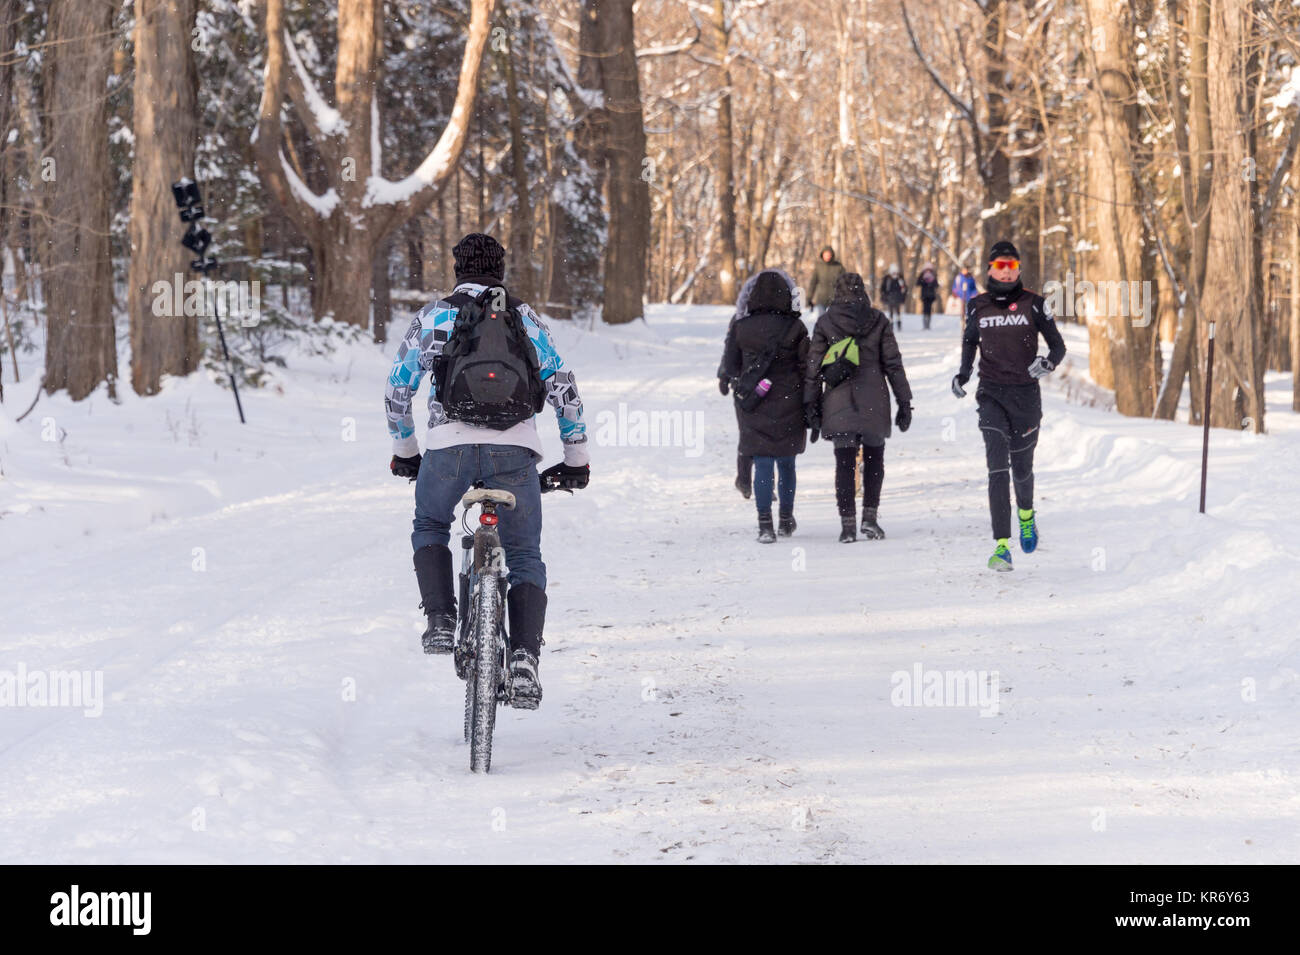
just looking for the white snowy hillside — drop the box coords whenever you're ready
[1,305,1297,864]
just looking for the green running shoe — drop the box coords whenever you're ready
[988,540,1014,572]
[1018,508,1038,553]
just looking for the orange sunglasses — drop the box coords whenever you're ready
[989,257,1020,270]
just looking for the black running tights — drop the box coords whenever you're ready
[983,428,1036,540]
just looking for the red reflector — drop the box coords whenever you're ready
[480,513,499,526]
[488,372,496,378]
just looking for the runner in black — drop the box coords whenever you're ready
[951,240,1066,571]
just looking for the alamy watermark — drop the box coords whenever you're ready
[890,663,1000,717]
[1042,271,1151,327]
[0,663,103,717]
[593,402,705,458]
[151,272,262,327]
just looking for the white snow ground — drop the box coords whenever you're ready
[1,305,1297,864]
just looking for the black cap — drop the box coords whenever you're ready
[453,233,506,281]
[988,240,1020,263]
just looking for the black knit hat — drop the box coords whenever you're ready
[832,271,870,305]
[453,232,506,280]
[747,271,794,314]
[988,240,1020,263]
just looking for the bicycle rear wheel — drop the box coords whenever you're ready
[468,572,504,773]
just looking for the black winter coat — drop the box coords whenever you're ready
[721,310,810,457]
[805,301,912,443]
[916,272,939,302]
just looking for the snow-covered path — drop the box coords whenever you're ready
[2,305,1298,863]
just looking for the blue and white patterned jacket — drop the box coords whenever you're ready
[385,282,589,466]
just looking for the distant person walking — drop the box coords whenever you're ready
[916,263,939,330]
[807,246,845,320]
[880,264,907,331]
[952,265,978,312]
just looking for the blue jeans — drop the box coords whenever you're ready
[412,444,546,591]
[753,455,796,516]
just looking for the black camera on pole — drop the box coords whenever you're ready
[171,177,243,422]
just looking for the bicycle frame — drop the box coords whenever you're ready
[453,504,510,688]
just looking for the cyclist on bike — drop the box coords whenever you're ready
[385,233,589,708]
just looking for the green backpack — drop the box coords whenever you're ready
[820,336,861,388]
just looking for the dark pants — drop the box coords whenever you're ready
[736,452,753,488]
[753,455,796,516]
[412,444,545,591]
[834,443,885,515]
[977,384,1042,540]
[886,303,902,326]
[921,297,935,329]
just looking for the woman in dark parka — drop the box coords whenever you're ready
[805,273,913,542]
[720,270,810,542]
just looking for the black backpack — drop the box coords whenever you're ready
[434,285,547,429]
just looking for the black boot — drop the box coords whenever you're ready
[778,510,796,537]
[507,584,547,709]
[839,513,857,543]
[413,545,456,654]
[860,507,885,540]
[757,512,776,543]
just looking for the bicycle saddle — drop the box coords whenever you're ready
[462,487,516,509]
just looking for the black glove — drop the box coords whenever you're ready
[810,428,820,443]
[540,461,590,492]
[391,453,422,480]
[718,377,730,396]
[951,372,970,398]
[895,403,912,432]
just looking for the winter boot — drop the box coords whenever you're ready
[507,584,547,709]
[413,545,456,654]
[1018,508,1039,553]
[778,510,797,537]
[757,512,777,543]
[508,650,541,710]
[838,514,857,543]
[860,507,885,540]
[988,539,1014,572]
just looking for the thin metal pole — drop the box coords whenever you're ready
[206,274,245,424]
[1199,321,1215,513]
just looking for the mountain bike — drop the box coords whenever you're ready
[453,472,576,773]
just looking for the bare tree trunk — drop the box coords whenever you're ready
[129,0,200,396]
[372,237,391,343]
[1292,207,1300,411]
[1085,0,1155,415]
[405,217,424,291]
[44,0,118,400]
[1202,0,1264,431]
[501,22,535,303]
[581,0,649,323]
[981,0,1012,253]
[710,0,737,303]
[0,0,14,387]
[255,0,495,326]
